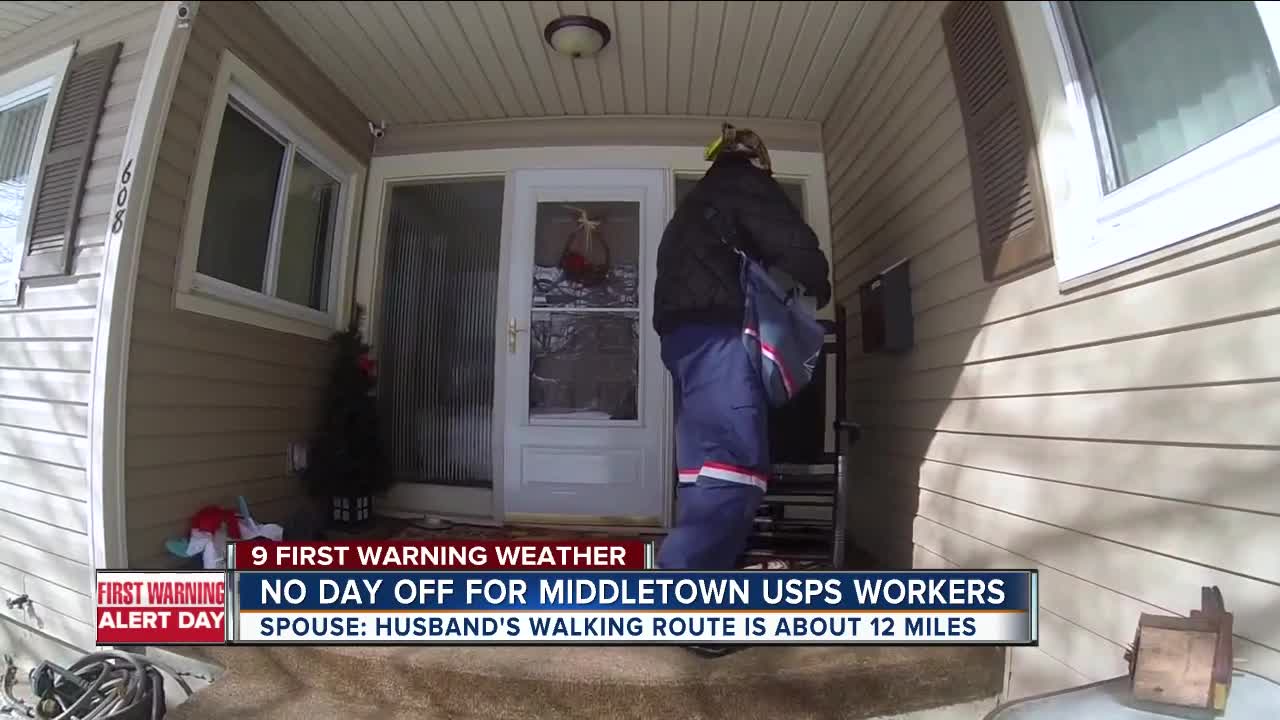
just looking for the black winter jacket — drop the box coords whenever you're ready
[653,154,832,336]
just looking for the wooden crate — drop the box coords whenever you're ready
[1126,586,1234,717]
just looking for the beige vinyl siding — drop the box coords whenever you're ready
[0,1,161,660]
[123,0,369,569]
[822,0,1280,701]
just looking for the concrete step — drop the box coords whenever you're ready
[168,644,1003,720]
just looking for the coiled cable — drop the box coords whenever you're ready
[2,651,192,720]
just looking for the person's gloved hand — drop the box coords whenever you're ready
[796,282,830,309]
[811,284,831,309]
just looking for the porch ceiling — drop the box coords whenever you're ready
[256,1,886,128]
[0,2,83,40]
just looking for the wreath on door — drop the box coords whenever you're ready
[558,205,611,286]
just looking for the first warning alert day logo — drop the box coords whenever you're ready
[96,571,227,644]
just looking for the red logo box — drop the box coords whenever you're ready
[96,570,227,645]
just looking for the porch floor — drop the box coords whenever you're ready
[168,643,1003,720]
[330,516,845,570]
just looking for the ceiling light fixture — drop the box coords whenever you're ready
[544,15,612,59]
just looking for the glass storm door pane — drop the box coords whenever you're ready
[529,311,640,421]
[531,200,640,309]
[528,200,640,420]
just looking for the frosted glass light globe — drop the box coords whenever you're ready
[544,16,612,59]
[550,25,605,57]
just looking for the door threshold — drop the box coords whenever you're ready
[378,510,502,528]
[509,523,667,537]
[504,513,666,535]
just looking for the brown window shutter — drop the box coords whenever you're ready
[21,42,121,279]
[941,1,1053,283]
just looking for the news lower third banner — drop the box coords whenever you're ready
[94,542,1038,646]
[229,570,1037,645]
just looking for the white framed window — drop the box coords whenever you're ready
[177,51,364,337]
[0,45,74,305]
[1010,1,1280,284]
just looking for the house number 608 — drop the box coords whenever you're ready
[111,158,133,234]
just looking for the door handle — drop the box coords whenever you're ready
[508,318,527,353]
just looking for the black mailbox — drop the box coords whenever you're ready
[859,258,913,354]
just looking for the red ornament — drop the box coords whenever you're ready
[561,252,587,275]
[558,206,610,286]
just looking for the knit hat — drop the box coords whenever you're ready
[705,122,772,173]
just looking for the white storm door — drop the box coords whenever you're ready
[502,168,668,523]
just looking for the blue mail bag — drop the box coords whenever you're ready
[703,205,826,408]
[739,254,826,408]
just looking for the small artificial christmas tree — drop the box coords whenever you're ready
[301,305,389,526]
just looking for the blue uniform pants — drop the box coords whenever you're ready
[656,323,768,570]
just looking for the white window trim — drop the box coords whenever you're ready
[176,50,365,339]
[0,44,75,306]
[1007,1,1280,286]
